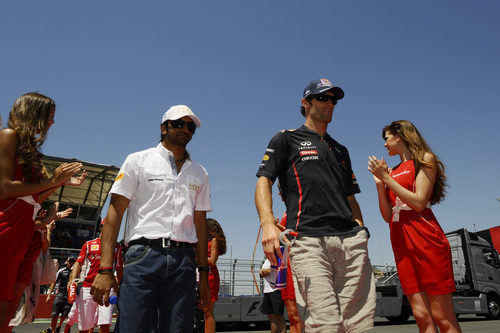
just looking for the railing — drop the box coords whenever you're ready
[217,257,265,297]
[48,248,267,297]
[372,261,400,286]
[49,247,81,266]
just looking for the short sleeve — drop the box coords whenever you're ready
[256,131,289,182]
[76,243,87,264]
[342,148,361,196]
[194,170,211,211]
[109,154,139,200]
[55,269,62,283]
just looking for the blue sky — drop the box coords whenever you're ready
[1,1,499,264]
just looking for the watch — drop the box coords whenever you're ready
[197,266,210,272]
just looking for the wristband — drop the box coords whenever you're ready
[197,266,210,272]
[98,268,114,274]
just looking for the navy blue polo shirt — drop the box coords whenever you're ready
[257,125,361,237]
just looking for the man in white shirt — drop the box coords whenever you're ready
[90,105,211,333]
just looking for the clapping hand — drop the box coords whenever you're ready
[56,207,73,219]
[368,155,390,184]
[65,170,87,186]
[52,163,83,186]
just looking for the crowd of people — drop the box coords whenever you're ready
[1,77,461,333]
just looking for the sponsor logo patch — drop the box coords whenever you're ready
[300,141,312,146]
[317,78,333,88]
[300,150,318,156]
[262,155,270,161]
[392,170,411,178]
[190,183,200,191]
[91,245,100,251]
[115,173,124,181]
[302,156,319,161]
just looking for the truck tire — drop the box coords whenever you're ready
[486,294,500,320]
[217,321,240,330]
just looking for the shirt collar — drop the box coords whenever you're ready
[300,125,331,140]
[155,143,192,172]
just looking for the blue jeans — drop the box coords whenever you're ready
[118,244,196,333]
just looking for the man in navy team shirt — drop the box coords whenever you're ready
[44,257,75,333]
[255,78,376,332]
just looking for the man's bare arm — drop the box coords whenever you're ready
[255,176,281,266]
[193,210,209,308]
[91,193,129,305]
[347,195,364,227]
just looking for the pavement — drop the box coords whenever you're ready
[10,315,500,332]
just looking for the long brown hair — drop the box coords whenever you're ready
[207,218,227,255]
[7,92,55,181]
[383,120,447,204]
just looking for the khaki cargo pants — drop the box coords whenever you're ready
[289,229,376,333]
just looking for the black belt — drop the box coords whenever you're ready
[129,237,195,248]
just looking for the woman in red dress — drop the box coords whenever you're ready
[368,120,461,333]
[0,93,85,330]
[204,218,226,333]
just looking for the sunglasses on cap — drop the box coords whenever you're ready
[169,119,196,133]
[312,94,338,105]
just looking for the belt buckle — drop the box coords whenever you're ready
[162,238,171,248]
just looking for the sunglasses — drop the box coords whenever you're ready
[312,94,338,105]
[169,119,196,133]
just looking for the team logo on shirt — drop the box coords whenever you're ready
[115,173,124,182]
[300,141,312,146]
[300,150,318,156]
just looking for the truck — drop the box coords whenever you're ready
[212,227,500,328]
[212,258,273,330]
[375,227,500,323]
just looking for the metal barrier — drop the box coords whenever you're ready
[217,257,265,297]
[49,247,81,266]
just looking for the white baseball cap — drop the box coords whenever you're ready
[161,105,201,128]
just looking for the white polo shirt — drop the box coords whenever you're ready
[110,143,211,244]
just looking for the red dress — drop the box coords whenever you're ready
[386,160,455,295]
[0,161,38,301]
[208,240,220,302]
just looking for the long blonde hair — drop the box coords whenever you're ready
[7,92,55,181]
[383,120,447,204]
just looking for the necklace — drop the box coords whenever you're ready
[175,157,186,163]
